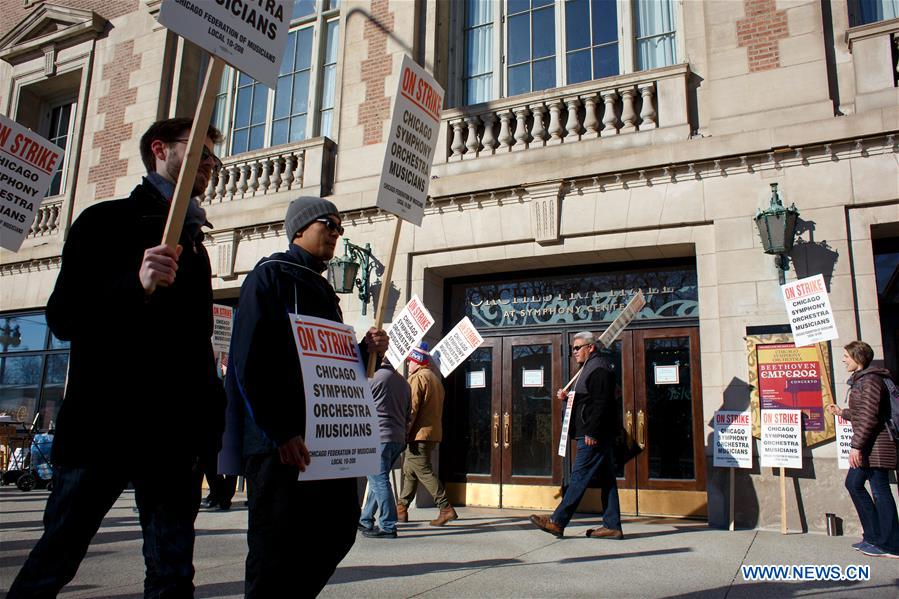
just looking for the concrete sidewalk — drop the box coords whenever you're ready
[1,487,896,598]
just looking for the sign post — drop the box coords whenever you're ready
[713,411,752,531]
[0,114,64,252]
[368,55,444,375]
[156,0,291,248]
[760,409,802,534]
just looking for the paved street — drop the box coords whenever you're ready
[1,487,897,598]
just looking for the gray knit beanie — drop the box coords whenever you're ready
[284,196,339,241]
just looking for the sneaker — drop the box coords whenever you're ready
[859,544,899,558]
[851,540,868,551]
[362,527,397,539]
[357,523,373,532]
[529,514,564,538]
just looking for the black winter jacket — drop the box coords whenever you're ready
[47,180,224,467]
[572,352,617,441]
[224,244,370,458]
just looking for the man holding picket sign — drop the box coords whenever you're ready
[223,197,388,597]
[9,118,226,598]
[530,331,623,539]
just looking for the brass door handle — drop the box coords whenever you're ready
[625,409,634,443]
[493,412,500,448]
[636,409,646,449]
[502,411,511,448]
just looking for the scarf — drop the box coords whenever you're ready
[146,172,209,240]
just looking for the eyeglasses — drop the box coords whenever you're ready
[571,344,589,353]
[315,217,345,236]
[173,139,222,169]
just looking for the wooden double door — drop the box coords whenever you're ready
[443,327,707,518]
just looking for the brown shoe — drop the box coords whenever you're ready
[429,505,458,526]
[585,526,623,540]
[529,514,564,538]
[396,503,408,523]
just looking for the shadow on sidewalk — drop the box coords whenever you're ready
[330,547,693,584]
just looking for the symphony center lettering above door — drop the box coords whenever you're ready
[449,264,698,329]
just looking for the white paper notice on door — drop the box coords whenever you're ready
[466,370,486,389]
[522,368,544,388]
[654,364,679,385]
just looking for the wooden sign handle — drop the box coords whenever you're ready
[162,56,224,248]
[779,466,787,534]
[367,217,403,377]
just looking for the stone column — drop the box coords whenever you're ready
[600,90,619,136]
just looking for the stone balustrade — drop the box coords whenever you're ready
[201,137,335,205]
[846,17,899,113]
[440,64,690,163]
[26,198,62,238]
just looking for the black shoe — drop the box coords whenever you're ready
[216,501,231,511]
[362,527,397,539]
[357,523,373,532]
[200,496,217,509]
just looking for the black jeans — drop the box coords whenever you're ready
[245,453,359,598]
[845,466,899,553]
[9,460,203,599]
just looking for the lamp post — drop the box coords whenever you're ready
[327,238,376,315]
[754,183,800,285]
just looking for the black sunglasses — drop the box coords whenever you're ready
[571,344,589,353]
[315,217,345,236]
[173,139,222,169]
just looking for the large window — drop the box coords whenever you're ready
[849,0,899,26]
[458,0,678,106]
[212,0,340,157]
[0,313,70,430]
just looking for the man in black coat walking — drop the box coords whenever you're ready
[529,331,623,539]
[9,118,226,598]
[223,196,388,597]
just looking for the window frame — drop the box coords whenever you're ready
[451,0,682,107]
[212,2,340,158]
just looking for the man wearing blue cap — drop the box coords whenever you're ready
[224,196,389,597]
[397,342,458,526]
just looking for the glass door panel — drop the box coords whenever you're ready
[444,338,502,486]
[634,328,706,497]
[502,335,562,486]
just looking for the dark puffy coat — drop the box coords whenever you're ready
[47,180,224,467]
[223,244,370,459]
[843,367,897,470]
[572,352,617,440]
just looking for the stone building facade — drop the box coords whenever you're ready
[1,0,897,534]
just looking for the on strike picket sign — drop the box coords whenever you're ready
[211,304,234,354]
[558,391,576,457]
[375,55,444,226]
[835,414,853,470]
[0,114,63,252]
[781,274,838,347]
[430,316,485,378]
[158,0,291,88]
[760,409,803,469]
[713,411,753,468]
[385,295,435,369]
[290,314,379,480]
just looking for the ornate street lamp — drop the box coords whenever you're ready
[754,183,800,285]
[327,238,376,315]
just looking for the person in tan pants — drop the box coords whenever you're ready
[397,342,459,526]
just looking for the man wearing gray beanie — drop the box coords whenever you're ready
[223,196,389,597]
